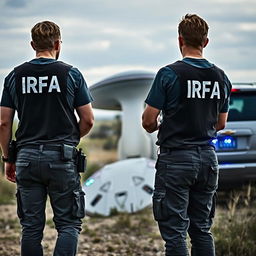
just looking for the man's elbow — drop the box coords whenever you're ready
[220,123,226,130]
[142,120,155,133]
[0,120,11,130]
[88,119,94,129]
[79,117,94,138]
[85,116,94,130]
[216,123,226,131]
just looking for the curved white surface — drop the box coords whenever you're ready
[90,71,156,159]
[83,158,156,216]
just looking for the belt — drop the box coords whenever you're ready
[20,144,78,159]
[160,145,214,154]
[21,144,63,151]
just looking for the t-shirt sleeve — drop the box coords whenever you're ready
[220,74,232,113]
[70,68,94,108]
[0,71,15,109]
[145,67,177,110]
[145,68,168,110]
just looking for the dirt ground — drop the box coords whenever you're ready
[0,203,165,256]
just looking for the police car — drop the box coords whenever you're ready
[214,83,256,188]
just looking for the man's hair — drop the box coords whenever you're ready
[31,21,61,51]
[178,14,209,48]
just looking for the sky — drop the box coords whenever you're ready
[0,0,255,116]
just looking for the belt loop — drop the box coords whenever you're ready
[197,146,201,154]
[40,144,43,152]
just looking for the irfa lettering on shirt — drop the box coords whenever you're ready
[22,76,61,94]
[187,80,220,99]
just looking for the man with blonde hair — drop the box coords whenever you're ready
[0,21,94,256]
[142,14,231,255]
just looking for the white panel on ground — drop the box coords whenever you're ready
[83,158,156,216]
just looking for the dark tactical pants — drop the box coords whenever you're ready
[15,146,85,256]
[153,147,218,256]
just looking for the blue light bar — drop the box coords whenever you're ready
[211,138,218,145]
[210,136,237,150]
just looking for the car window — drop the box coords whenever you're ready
[228,92,256,121]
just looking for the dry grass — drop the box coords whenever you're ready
[213,184,256,256]
[1,181,256,255]
[0,172,16,205]
[0,204,164,256]
[1,119,256,255]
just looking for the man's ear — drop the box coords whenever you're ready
[30,41,36,50]
[54,40,61,51]
[178,35,184,47]
[203,38,209,48]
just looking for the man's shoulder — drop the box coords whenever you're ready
[209,63,231,85]
[210,62,225,74]
[4,69,16,86]
[13,61,29,71]
[151,65,179,90]
[158,63,179,77]
[67,66,84,82]
[160,61,184,79]
[55,60,73,69]
[54,61,82,77]
[165,60,183,68]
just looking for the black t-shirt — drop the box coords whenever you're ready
[0,58,93,147]
[145,58,232,148]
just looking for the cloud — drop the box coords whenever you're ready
[5,0,27,8]
[64,40,111,52]
[0,0,255,94]
[238,22,256,31]
[226,69,256,82]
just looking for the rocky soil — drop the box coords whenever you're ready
[0,203,165,256]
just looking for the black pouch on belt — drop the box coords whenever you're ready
[77,148,86,173]
[61,144,74,161]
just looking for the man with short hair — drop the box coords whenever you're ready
[0,21,94,256]
[142,14,231,255]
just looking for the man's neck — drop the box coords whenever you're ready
[36,51,56,59]
[181,46,204,59]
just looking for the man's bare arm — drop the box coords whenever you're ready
[0,107,16,183]
[0,107,15,157]
[76,103,94,138]
[142,104,161,133]
[216,112,228,131]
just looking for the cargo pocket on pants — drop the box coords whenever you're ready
[206,165,219,190]
[152,190,168,221]
[16,190,24,219]
[209,193,217,218]
[72,190,86,218]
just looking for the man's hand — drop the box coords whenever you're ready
[5,162,16,183]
